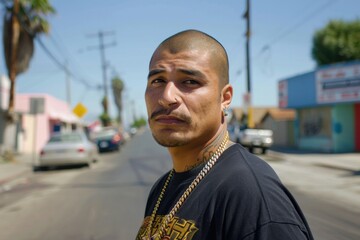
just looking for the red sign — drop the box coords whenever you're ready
[278,80,288,108]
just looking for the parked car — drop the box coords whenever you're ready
[37,131,98,170]
[92,127,124,153]
[228,125,273,154]
[130,127,138,136]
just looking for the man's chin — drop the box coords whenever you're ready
[152,134,188,147]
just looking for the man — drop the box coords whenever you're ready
[136,30,314,240]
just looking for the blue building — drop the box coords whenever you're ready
[279,61,360,153]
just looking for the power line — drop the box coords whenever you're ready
[1,0,102,96]
[235,0,338,79]
[36,37,99,90]
[48,29,99,87]
[86,30,117,115]
[257,0,338,58]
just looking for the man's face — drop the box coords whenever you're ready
[145,47,223,147]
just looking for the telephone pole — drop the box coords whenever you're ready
[87,31,116,115]
[243,0,254,128]
[65,60,71,107]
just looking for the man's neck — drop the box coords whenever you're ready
[168,126,229,172]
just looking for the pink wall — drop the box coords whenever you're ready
[15,94,80,153]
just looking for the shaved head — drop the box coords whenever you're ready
[150,30,229,87]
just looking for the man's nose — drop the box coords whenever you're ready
[158,82,179,107]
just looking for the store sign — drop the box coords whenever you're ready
[278,80,288,108]
[316,64,360,104]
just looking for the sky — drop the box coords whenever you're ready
[1,0,360,128]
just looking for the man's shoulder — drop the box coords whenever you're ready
[211,143,285,201]
[218,143,279,180]
[212,145,313,239]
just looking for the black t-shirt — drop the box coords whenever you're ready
[136,144,314,240]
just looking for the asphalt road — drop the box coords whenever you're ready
[0,129,359,240]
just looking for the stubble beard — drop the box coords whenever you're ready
[148,112,193,147]
[151,132,189,147]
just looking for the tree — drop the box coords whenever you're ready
[131,116,147,129]
[111,75,124,125]
[99,112,111,127]
[100,96,111,126]
[312,19,360,66]
[2,0,55,121]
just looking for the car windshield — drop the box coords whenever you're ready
[93,130,117,139]
[49,133,82,143]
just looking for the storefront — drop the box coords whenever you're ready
[279,61,360,152]
[15,93,82,154]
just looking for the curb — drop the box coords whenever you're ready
[314,162,359,172]
[266,150,286,161]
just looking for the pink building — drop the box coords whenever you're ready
[15,93,82,154]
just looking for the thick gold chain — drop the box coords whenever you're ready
[143,132,229,240]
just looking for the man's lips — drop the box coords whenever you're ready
[154,115,186,124]
[150,108,191,124]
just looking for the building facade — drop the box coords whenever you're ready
[15,93,82,154]
[1,74,82,156]
[279,61,360,152]
[228,107,296,147]
[259,109,296,147]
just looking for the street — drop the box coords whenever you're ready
[0,129,359,240]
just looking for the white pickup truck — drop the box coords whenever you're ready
[228,125,273,154]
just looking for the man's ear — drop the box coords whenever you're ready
[221,84,233,108]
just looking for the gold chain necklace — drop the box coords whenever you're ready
[143,132,229,240]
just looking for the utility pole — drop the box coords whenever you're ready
[87,31,116,115]
[65,60,71,107]
[243,0,254,128]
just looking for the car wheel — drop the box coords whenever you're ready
[261,148,267,154]
[249,147,254,153]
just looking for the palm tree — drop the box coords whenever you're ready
[111,75,124,126]
[2,0,55,121]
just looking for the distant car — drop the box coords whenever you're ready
[92,128,124,153]
[37,131,98,169]
[130,127,138,136]
[228,125,273,154]
[239,129,273,154]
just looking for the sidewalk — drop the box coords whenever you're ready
[0,153,33,188]
[268,147,360,173]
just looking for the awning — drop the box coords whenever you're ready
[48,110,81,124]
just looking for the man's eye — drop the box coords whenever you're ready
[151,79,165,84]
[183,80,199,85]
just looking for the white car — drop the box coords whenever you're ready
[228,125,273,154]
[36,131,98,170]
[239,129,273,154]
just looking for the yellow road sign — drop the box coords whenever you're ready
[73,103,87,118]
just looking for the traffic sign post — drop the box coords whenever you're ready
[73,103,87,118]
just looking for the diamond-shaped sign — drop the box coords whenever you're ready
[73,103,87,118]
